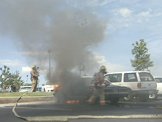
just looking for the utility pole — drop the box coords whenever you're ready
[26,75,28,83]
[48,50,51,82]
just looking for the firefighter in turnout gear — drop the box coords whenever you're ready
[30,65,39,92]
[88,66,108,105]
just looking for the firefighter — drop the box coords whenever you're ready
[88,66,108,105]
[30,65,39,92]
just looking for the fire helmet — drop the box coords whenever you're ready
[100,65,106,70]
[32,65,36,68]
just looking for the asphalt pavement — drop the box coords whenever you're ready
[0,98,162,122]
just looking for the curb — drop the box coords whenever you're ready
[0,96,55,105]
[12,114,162,122]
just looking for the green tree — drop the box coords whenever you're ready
[131,39,154,71]
[0,65,24,91]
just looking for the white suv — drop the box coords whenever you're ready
[105,71,158,101]
[149,76,162,99]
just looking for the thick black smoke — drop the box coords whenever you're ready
[0,0,107,85]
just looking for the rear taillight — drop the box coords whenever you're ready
[137,83,141,88]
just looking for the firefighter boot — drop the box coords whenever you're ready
[87,99,93,105]
[100,100,106,106]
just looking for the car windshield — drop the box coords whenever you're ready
[139,72,154,82]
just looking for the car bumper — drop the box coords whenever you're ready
[133,90,158,95]
[46,89,54,92]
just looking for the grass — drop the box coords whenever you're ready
[0,92,54,97]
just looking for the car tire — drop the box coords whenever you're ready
[140,94,149,102]
[124,89,133,101]
[110,97,119,104]
[149,93,158,100]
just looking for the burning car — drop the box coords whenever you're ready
[53,76,129,104]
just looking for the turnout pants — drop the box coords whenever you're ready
[31,78,38,92]
[88,88,105,105]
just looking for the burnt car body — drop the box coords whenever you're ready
[53,76,129,104]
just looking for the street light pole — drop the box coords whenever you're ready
[26,75,28,83]
[48,50,51,82]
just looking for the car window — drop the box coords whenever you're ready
[155,78,162,83]
[106,74,122,82]
[20,87,31,89]
[37,87,42,91]
[139,72,154,82]
[124,73,137,82]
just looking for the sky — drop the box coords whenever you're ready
[0,0,162,86]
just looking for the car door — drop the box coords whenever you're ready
[123,73,138,90]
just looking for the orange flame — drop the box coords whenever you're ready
[54,85,62,91]
[66,100,80,104]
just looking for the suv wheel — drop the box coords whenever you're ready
[124,89,133,101]
[149,93,158,100]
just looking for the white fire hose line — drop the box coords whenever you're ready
[12,92,29,121]
[15,114,162,121]
[12,93,162,122]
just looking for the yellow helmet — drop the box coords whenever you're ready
[32,65,36,68]
[100,65,106,70]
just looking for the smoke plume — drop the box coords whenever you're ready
[0,0,107,85]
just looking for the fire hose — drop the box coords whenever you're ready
[12,92,29,121]
[12,91,68,121]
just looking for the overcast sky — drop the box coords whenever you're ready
[0,0,162,86]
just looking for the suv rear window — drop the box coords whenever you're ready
[139,72,154,82]
[124,73,137,82]
[106,74,122,82]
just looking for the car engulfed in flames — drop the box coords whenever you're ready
[53,76,129,104]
